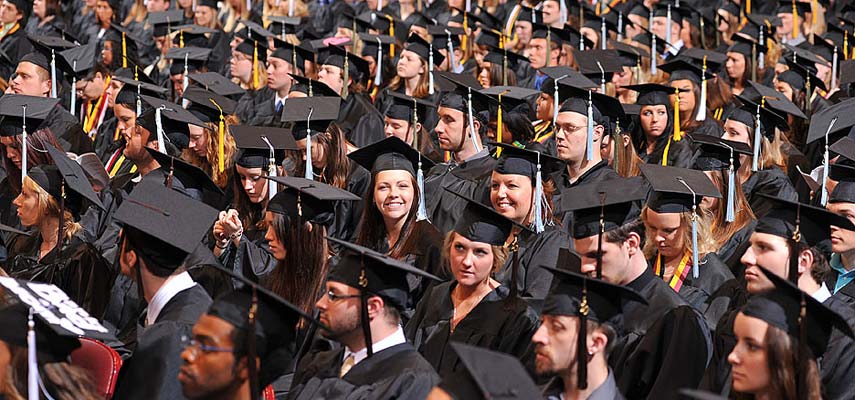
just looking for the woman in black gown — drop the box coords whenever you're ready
[627,84,694,168]
[405,191,539,378]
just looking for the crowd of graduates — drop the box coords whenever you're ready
[1,0,855,399]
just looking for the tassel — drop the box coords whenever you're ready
[387,15,396,57]
[27,308,38,400]
[136,84,142,117]
[50,49,57,98]
[546,30,552,67]
[70,60,77,116]
[696,56,707,121]
[832,46,839,90]
[746,0,751,14]
[179,31,184,48]
[820,117,838,206]
[155,106,167,154]
[691,208,699,278]
[726,144,736,222]
[758,28,765,70]
[497,91,505,156]
[651,34,657,75]
[601,16,607,50]
[210,99,226,172]
[553,75,565,131]
[182,53,190,108]
[579,31,585,51]
[699,17,706,49]
[467,88,482,152]
[673,88,682,141]
[533,152,545,233]
[342,51,350,98]
[261,136,278,201]
[428,44,435,95]
[246,0,252,14]
[192,0,196,12]
[792,0,799,40]
[377,0,382,11]
[462,12,468,52]
[751,42,757,82]
[789,206,802,283]
[665,5,672,45]
[577,279,589,390]
[21,105,27,184]
[559,0,567,24]
[613,121,622,168]
[413,98,428,220]
[617,13,623,41]
[586,91,594,160]
[657,251,665,278]
[597,61,606,93]
[596,192,605,279]
[447,29,461,74]
[252,40,260,90]
[122,32,128,68]
[305,107,315,180]
[502,48,508,85]
[289,0,294,16]
[374,38,383,86]
[845,31,849,60]
[752,104,761,172]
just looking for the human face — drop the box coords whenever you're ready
[644,208,684,259]
[555,111,594,163]
[11,62,50,96]
[477,62,492,88]
[515,21,533,47]
[575,235,634,284]
[262,212,286,260]
[773,79,794,102]
[33,0,46,19]
[295,135,326,169]
[828,202,855,255]
[725,52,746,81]
[728,313,772,396]
[194,6,215,27]
[532,314,579,376]
[114,104,136,141]
[717,11,731,33]
[316,281,361,341]
[491,171,533,225]
[383,116,413,143]
[179,315,240,399]
[95,0,114,25]
[448,232,496,288]
[0,0,21,24]
[639,105,668,140]
[122,124,150,161]
[171,73,186,98]
[671,79,695,115]
[612,66,633,91]
[267,58,294,91]
[101,40,114,66]
[651,17,676,40]
[317,65,345,95]
[13,179,41,227]
[147,0,170,12]
[435,107,467,152]
[396,50,424,80]
[1,136,22,170]
[236,165,268,204]
[230,51,253,84]
[535,92,554,122]
[626,15,643,38]
[541,0,560,25]
[374,169,414,223]
[77,73,107,102]
[741,232,791,294]
[723,119,751,145]
[187,124,208,158]
[155,34,171,56]
[105,79,123,108]
[777,13,794,38]
[526,38,549,70]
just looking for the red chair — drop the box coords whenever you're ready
[70,337,123,400]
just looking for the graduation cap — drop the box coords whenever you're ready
[383,91,435,125]
[403,33,444,94]
[318,45,370,97]
[405,11,434,29]
[235,37,268,89]
[475,28,503,49]
[232,125,297,202]
[652,2,688,45]
[348,136,435,220]
[781,43,826,70]
[560,177,647,277]
[610,40,648,69]
[271,41,314,75]
[540,67,597,133]
[43,145,105,213]
[482,46,527,85]
[491,143,564,233]
[280,96,341,179]
[480,86,538,145]
[530,23,570,67]
[0,95,60,182]
[436,74,488,152]
[784,58,827,93]
[517,5,543,25]
[692,134,752,221]
[189,72,245,98]
[829,156,855,204]
[729,95,790,171]
[267,16,301,39]
[556,81,626,161]
[429,26,463,73]
[28,35,77,99]
[287,73,340,98]
[741,265,854,370]
[181,87,237,172]
[235,19,274,41]
[582,8,619,50]
[149,9,185,37]
[659,57,717,121]
[357,33,395,63]
[56,43,98,116]
[446,187,526,246]
[754,194,855,281]
[144,147,228,209]
[265,176,360,226]
[805,97,855,204]
[640,163,722,278]
[166,46,211,80]
[133,102,192,156]
[540,258,648,389]
[625,83,690,146]
[172,24,218,48]
[741,81,807,120]
[437,342,542,399]
[777,0,811,40]
[472,5,504,31]
[104,24,140,69]
[327,236,440,357]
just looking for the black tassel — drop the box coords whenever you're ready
[658,252,665,279]
[247,288,260,400]
[577,279,589,389]
[596,192,606,279]
[359,264,373,358]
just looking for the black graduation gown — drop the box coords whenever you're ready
[827,269,855,309]
[0,104,95,155]
[496,226,570,299]
[235,87,276,126]
[819,295,855,400]
[288,343,440,400]
[530,120,558,157]
[218,224,276,283]
[0,178,21,263]
[404,282,540,378]
[684,254,735,312]
[698,281,749,394]
[4,233,116,318]
[550,161,621,234]
[93,115,119,160]
[327,165,370,243]
[0,24,33,79]
[742,167,798,218]
[715,220,756,273]
[610,269,712,400]
[384,220,445,322]
[112,284,213,400]
[424,150,496,234]
[685,118,722,137]
[338,93,386,147]
[638,135,694,169]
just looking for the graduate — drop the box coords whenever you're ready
[289,239,442,400]
[826,146,855,307]
[626,83,694,169]
[0,0,35,79]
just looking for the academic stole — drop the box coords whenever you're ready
[0,23,19,42]
[83,76,112,137]
[533,121,554,143]
[654,251,692,292]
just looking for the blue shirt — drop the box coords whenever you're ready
[830,253,855,294]
[534,72,548,91]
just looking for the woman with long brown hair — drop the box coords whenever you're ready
[374,34,442,131]
[659,59,724,137]
[182,88,238,192]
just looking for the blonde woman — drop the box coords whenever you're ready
[182,89,239,190]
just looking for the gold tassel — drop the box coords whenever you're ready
[462,12,468,52]
[496,90,508,157]
[385,14,396,57]
[180,31,184,48]
[673,88,682,141]
[746,0,751,14]
[793,0,799,40]
[252,41,260,89]
[342,51,350,98]
[210,99,226,172]
[845,31,849,60]
[122,32,128,68]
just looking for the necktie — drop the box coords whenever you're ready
[275,100,283,114]
[340,354,355,377]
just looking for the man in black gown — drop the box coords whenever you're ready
[289,239,441,400]
[111,179,218,400]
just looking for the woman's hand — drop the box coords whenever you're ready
[221,209,244,246]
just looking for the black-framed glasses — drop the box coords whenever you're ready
[181,335,234,356]
[325,290,360,302]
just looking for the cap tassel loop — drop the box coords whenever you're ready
[428,44,435,95]
[252,40,260,90]
[576,279,589,390]
[27,308,38,400]
[673,88,682,141]
[678,178,700,279]
[586,91,594,161]
[246,288,260,400]
[699,17,706,49]
[374,38,383,86]
[665,5,672,45]
[820,116,838,206]
[305,107,315,180]
[122,32,128,68]
[752,103,762,172]
[651,34,658,75]
[696,56,707,122]
[466,88,482,152]
[21,105,27,184]
[533,152,546,233]
[724,142,736,222]
[50,49,57,98]
[155,106,167,154]
[596,192,606,279]
[70,60,77,116]
[209,99,226,172]
[832,46,839,90]
[596,61,606,93]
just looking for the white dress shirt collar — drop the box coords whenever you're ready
[146,271,197,326]
[342,326,407,366]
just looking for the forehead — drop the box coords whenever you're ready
[644,208,682,227]
[734,312,770,339]
[640,104,667,113]
[195,314,237,342]
[326,280,357,294]
[828,202,855,217]
[749,231,789,248]
[556,110,586,124]
[375,169,412,182]
[437,106,464,119]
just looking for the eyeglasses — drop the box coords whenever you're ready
[325,290,360,302]
[558,125,586,134]
[181,335,234,356]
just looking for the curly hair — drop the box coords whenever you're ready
[181,116,238,189]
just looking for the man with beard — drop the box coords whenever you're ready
[288,239,441,400]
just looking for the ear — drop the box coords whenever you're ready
[625,231,642,255]
[621,133,631,147]
[593,124,605,143]
[42,79,52,97]
[588,327,609,356]
[414,122,423,133]
[366,296,385,320]
[798,248,814,276]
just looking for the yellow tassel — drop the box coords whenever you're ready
[673,88,682,141]
[746,0,751,14]
[342,51,350,98]
[811,0,817,27]
[122,32,128,68]
[793,0,799,40]
[180,31,185,48]
[496,91,506,157]
[462,12,468,52]
[846,31,849,60]
[210,99,226,172]
[252,42,260,90]
[385,14,396,57]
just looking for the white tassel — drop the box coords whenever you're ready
[691,210,699,278]
[617,13,623,41]
[305,107,314,180]
[832,46,839,90]
[586,91,594,160]
[596,61,605,93]
[50,49,57,98]
[820,116,838,206]
[465,0,470,12]
[21,105,27,184]
[289,0,294,16]
[651,35,657,75]
[262,136,278,201]
[726,144,736,222]
[601,17,607,50]
[758,29,765,70]
[752,106,761,172]
[579,33,585,51]
[553,75,566,130]
[27,308,38,400]
[559,0,567,25]
[377,0,382,11]
[416,163,428,220]
[155,106,167,154]
[467,88,481,152]
[374,38,383,86]
[446,30,460,74]
[696,77,707,121]
[192,0,196,12]
[182,53,190,108]
[70,60,77,117]
[136,85,142,117]
[665,5,672,45]
[246,0,252,14]
[428,44,435,95]
[533,153,545,233]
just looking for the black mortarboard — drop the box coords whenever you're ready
[732,95,791,140]
[383,91,435,123]
[235,37,269,63]
[166,46,211,76]
[438,342,541,400]
[172,24,218,47]
[624,83,681,105]
[754,194,855,254]
[640,163,722,214]
[43,146,106,214]
[281,96,341,140]
[183,87,237,123]
[405,11,434,28]
[728,33,767,67]
[403,33,445,66]
[530,23,571,45]
[232,125,298,169]
[480,86,539,111]
[680,48,728,72]
[189,72,245,97]
[235,20,274,41]
[347,136,435,176]
[541,66,598,93]
[149,9,185,37]
[104,24,140,66]
[659,58,714,85]
[19,51,50,72]
[742,81,807,120]
[610,41,648,67]
[475,28,503,48]
[829,157,855,204]
[492,142,565,180]
[560,177,647,239]
[265,176,360,225]
[805,97,855,204]
[287,74,340,98]
[692,134,752,172]
[517,6,543,24]
[143,146,228,209]
[29,35,76,88]
[742,265,853,360]
[270,41,314,72]
[57,43,97,80]
[267,16,301,38]
[482,45,527,72]
[831,136,855,162]
[653,2,684,25]
[784,58,827,92]
[429,25,463,48]
[436,73,490,137]
[776,0,811,18]
[0,95,59,136]
[114,83,163,107]
[446,188,525,246]
[139,95,206,131]
[472,5,503,30]
[781,43,826,66]
[319,45,370,90]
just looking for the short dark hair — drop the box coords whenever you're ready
[590,320,618,356]
[603,218,646,249]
